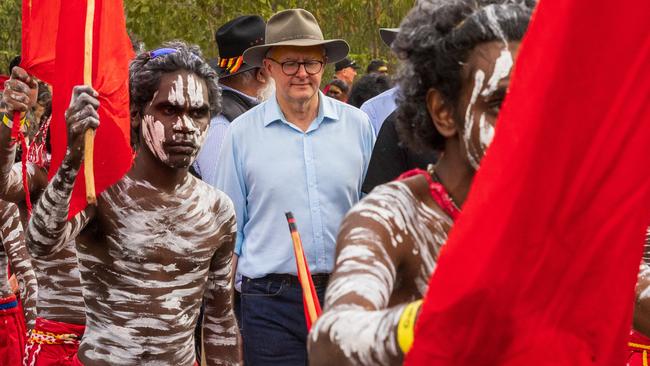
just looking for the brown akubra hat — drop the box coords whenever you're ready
[243,9,349,67]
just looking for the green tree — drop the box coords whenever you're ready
[0,0,21,73]
[0,0,413,81]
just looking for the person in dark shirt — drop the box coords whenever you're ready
[361,111,437,194]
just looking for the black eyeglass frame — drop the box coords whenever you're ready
[265,57,325,76]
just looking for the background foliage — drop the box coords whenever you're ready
[0,0,413,83]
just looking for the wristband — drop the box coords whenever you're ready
[2,113,29,130]
[397,299,423,355]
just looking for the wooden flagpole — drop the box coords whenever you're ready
[83,0,97,204]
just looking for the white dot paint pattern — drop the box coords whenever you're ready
[310,179,453,365]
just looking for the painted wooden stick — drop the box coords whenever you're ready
[83,0,96,204]
[285,212,322,330]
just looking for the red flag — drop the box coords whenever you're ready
[286,212,322,330]
[20,0,60,84]
[49,0,134,218]
[0,75,8,90]
[406,1,650,365]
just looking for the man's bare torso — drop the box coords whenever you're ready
[75,174,234,365]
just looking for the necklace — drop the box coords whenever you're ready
[397,167,461,220]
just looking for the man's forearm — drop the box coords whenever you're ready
[0,201,37,329]
[308,304,406,366]
[203,303,241,366]
[0,115,21,198]
[26,153,81,257]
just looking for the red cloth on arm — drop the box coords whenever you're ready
[49,0,134,218]
[405,1,650,365]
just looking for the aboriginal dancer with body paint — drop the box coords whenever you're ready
[308,1,534,365]
[25,42,240,366]
[2,67,88,365]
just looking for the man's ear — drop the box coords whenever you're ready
[256,68,266,83]
[426,88,457,138]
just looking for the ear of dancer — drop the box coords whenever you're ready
[0,201,38,329]
[26,85,97,258]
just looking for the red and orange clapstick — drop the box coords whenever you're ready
[285,212,322,330]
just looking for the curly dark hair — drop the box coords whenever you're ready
[393,0,533,152]
[129,41,220,148]
[347,73,392,108]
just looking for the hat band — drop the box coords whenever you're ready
[219,56,245,74]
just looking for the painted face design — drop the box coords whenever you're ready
[141,71,210,168]
[461,41,518,170]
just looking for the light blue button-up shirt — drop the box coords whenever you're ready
[194,86,258,186]
[360,86,398,136]
[215,92,375,278]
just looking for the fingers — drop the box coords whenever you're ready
[71,85,99,105]
[66,86,100,119]
[10,66,32,86]
[69,116,100,135]
[3,78,34,113]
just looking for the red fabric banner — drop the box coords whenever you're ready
[20,0,60,84]
[49,0,134,218]
[406,1,650,365]
[0,75,8,91]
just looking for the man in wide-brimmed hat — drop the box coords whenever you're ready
[194,15,272,185]
[215,8,374,365]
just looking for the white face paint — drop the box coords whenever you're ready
[481,49,513,98]
[167,75,186,106]
[463,69,486,170]
[186,74,204,108]
[463,45,514,169]
[142,115,168,162]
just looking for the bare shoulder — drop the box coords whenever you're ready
[188,175,235,222]
[348,176,434,219]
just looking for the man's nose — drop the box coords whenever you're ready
[174,115,199,133]
[295,63,309,78]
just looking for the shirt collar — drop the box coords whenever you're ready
[221,84,258,103]
[263,91,339,128]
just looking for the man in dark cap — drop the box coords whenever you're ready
[366,59,389,75]
[194,15,273,185]
[334,57,359,87]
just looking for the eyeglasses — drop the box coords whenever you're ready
[266,58,324,76]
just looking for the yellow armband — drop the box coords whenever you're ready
[2,113,29,130]
[397,299,423,355]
